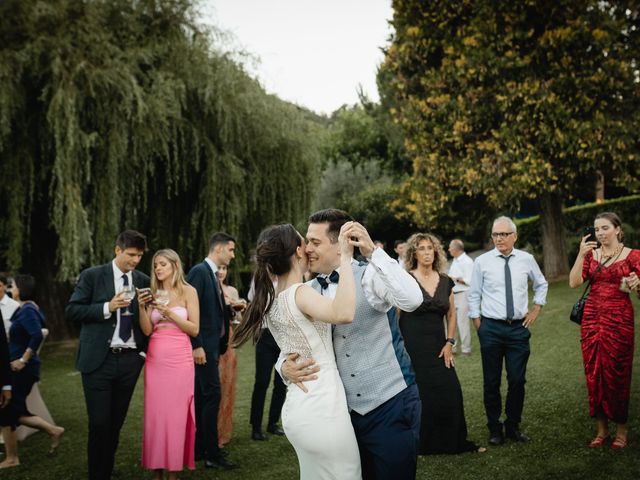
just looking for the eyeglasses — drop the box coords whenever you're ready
[491,232,514,239]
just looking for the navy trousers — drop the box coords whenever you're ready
[350,383,421,480]
[477,316,531,435]
[194,351,222,461]
[249,328,286,430]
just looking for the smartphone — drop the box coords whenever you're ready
[584,227,598,244]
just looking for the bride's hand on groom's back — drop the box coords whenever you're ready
[283,353,320,393]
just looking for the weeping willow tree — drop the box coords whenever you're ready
[0,0,320,336]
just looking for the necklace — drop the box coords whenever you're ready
[599,243,624,263]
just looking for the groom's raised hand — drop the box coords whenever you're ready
[343,222,375,259]
[282,353,320,393]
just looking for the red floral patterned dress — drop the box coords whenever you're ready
[581,249,640,423]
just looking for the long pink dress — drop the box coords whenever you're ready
[142,307,196,471]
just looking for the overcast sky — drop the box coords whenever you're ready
[199,0,394,115]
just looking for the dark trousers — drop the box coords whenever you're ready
[477,316,531,434]
[350,383,421,480]
[81,351,143,480]
[249,328,286,430]
[194,351,221,461]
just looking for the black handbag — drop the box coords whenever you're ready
[570,251,618,325]
[570,293,588,325]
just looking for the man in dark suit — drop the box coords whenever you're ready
[65,230,150,480]
[187,232,237,470]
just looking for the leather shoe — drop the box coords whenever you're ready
[252,430,268,441]
[506,429,531,443]
[267,424,285,436]
[488,433,504,446]
[204,457,238,470]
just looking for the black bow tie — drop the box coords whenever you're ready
[317,270,340,290]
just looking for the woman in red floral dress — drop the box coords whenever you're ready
[569,212,640,450]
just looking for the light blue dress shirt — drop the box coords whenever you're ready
[468,248,548,320]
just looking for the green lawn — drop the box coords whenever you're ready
[3,280,640,479]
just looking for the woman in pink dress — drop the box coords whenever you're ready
[139,249,200,480]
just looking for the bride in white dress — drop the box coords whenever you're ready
[234,222,361,480]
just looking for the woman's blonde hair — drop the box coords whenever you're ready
[150,249,189,296]
[405,233,448,273]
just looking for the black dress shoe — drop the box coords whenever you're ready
[506,429,531,442]
[267,424,285,436]
[204,457,239,470]
[488,433,504,446]
[252,430,268,441]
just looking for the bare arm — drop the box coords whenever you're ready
[570,235,597,288]
[296,223,356,324]
[438,292,456,368]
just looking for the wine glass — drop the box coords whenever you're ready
[155,289,170,320]
[120,285,135,316]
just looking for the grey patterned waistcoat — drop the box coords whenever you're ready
[312,263,408,415]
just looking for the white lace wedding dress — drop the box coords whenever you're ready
[267,284,361,480]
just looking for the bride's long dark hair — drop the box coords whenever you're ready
[233,224,302,347]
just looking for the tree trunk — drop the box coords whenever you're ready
[26,200,77,341]
[595,170,605,203]
[539,192,570,280]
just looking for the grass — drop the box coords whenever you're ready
[2,280,640,480]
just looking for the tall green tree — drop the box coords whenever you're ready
[380,0,640,278]
[0,0,320,336]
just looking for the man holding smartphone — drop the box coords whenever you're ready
[65,230,150,480]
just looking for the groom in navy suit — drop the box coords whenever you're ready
[187,232,237,470]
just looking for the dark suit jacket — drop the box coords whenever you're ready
[65,263,150,374]
[0,312,9,388]
[187,261,231,358]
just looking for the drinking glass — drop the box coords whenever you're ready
[120,285,135,316]
[155,289,170,320]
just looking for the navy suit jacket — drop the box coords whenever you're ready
[65,263,150,373]
[187,261,231,358]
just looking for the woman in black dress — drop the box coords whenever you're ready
[400,233,484,455]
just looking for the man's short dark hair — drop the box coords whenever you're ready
[209,232,236,252]
[115,230,147,251]
[0,272,8,286]
[308,209,354,243]
[14,274,36,301]
[394,240,405,248]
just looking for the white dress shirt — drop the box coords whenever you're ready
[105,261,137,349]
[448,252,474,293]
[1,293,20,335]
[275,247,422,376]
[468,248,548,320]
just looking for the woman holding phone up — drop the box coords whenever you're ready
[569,212,640,450]
[138,249,200,480]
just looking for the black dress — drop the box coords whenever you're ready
[400,273,478,454]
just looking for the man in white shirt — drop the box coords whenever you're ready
[447,240,474,355]
[0,274,20,335]
[394,240,408,270]
[468,217,548,447]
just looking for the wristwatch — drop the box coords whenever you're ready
[446,338,456,346]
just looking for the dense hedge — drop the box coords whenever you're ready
[516,195,640,264]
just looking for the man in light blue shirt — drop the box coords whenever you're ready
[468,216,548,447]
